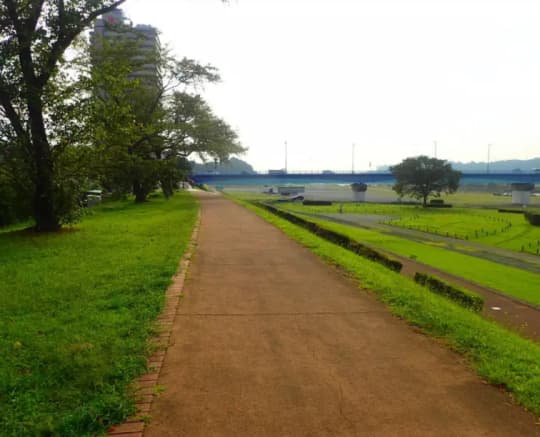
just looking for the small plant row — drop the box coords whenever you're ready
[414,272,484,312]
[256,202,403,272]
[384,214,513,241]
[519,239,540,255]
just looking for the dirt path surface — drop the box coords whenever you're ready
[145,193,540,437]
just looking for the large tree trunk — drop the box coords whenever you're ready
[28,91,60,232]
[133,180,148,203]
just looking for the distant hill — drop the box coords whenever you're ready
[450,157,540,173]
[191,157,256,175]
[378,157,540,173]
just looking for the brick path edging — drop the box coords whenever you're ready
[107,210,201,437]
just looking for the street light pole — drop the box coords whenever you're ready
[284,140,288,173]
[434,140,437,159]
[487,143,492,174]
[352,143,355,174]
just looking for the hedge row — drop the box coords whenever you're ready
[498,208,524,214]
[425,204,453,208]
[414,272,484,312]
[256,202,402,273]
[524,212,540,226]
[303,200,332,206]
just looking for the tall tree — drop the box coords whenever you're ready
[390,155,461,206]
[89,30,244,202]
[165,91,245,163]
[0,0,126,231]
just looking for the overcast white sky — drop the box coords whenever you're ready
[122,0,540,171]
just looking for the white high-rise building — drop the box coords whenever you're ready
[91,9,160,86]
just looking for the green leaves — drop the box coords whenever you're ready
[390,155,462,206]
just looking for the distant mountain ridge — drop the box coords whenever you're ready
[378,157,540,173]
[450,157,540,173]
[191,157,256,174]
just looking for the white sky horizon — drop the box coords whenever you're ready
[122,0,540,172]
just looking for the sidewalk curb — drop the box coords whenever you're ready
[107,210,201,437]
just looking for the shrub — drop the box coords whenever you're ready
[524,211,540,227]
[303,200,332,206]
[414,272,484,311]
[429,199,444,205]
[256,202,402,272]
[498,208,524,214]
[426,203,452,208]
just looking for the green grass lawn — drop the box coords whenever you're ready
[290,214,540,306]
[230,195,540,417]
[283,202,540,256]
[0,193,198,436]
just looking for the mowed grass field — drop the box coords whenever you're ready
[230,195,540,417]
[295,215,540,306]
[282,201,540,256]
[0,193,198,435]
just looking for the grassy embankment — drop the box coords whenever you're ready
[284,201,540,256]
[0,193,198,436]
[288,213,540,306]
[229,195,540,417]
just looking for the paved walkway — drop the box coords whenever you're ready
[145,193,540,437]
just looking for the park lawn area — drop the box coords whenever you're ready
[284,201,419,216]
[231,196,540,417]
[285,202,540,256]
[0,193,198,436]
[280,211,540,306]
[383,210,512,240]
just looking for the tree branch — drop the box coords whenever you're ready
[38,0,128,87]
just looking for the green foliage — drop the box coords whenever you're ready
[0,0,128,231]
[414,272,484,311]
[391,156,462,206]
[89,34,245,202]
[165,92,246,163]
[524,211,540,227]
[0,193,198,435]
[232,195,540,417]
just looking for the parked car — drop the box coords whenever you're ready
[82,190,103,207]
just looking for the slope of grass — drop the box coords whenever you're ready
[0,193,198,436]
[230,196,540,417]
[283,202,540,256]
[288,214,540,306]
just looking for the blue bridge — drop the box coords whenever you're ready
[192,172,540,187]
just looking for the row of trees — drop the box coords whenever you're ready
[0,0,243,230]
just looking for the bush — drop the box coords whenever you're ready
[256,202,402,272]
[414,272,484,311]
[429,199,444,205]
[524,211,540,226]
[498,209,524,214]
[303,200,332,206]
[426,203,452,208]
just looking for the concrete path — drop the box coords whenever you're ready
[145,193,539,437]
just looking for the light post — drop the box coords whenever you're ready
[284,140,288,173]
[352,143,355,174]
[487,144,492,174]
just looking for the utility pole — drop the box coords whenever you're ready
[352,143,355,174]
[433,140,437,159]
[284,140,288,173]
[487,143,492,174]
